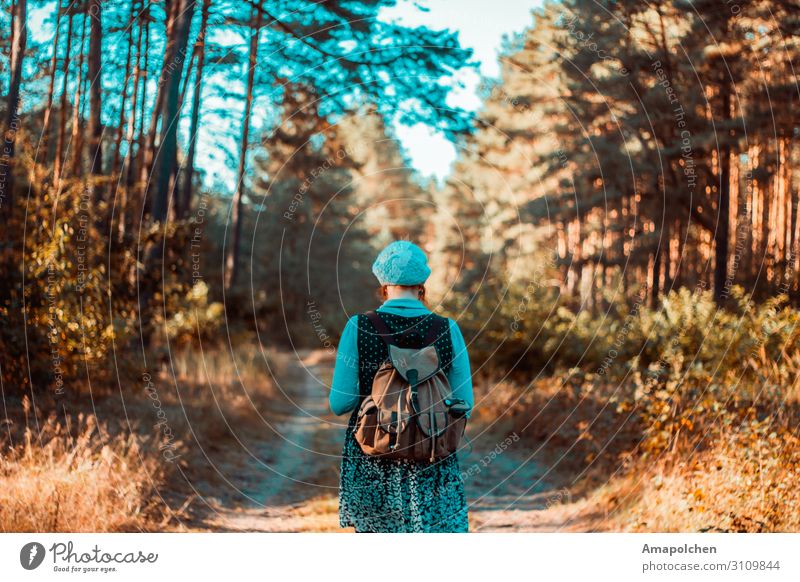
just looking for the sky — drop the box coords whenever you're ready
[379,0,541,179]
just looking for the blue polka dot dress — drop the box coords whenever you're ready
[338,312,469,533]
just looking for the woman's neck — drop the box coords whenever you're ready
[385,290,419,301]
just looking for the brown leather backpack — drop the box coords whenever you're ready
[354,311,468,462]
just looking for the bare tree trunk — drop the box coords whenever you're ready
[179,0,211,218]
[87,0,103,180]
[619,196,628,294]
[714,85,732,304]
[787,141,798,294]
[650,244,661,309]
[128,2,149,189]
[225,1,263,290]
[138,0,195,348]
[69,13,88,178]
[139,0,186,219]
[109,0,138,235]
[41,1,62,163]
[53,12,75,187]
[125,3,150,240]
[110,0,137,184]
[1,0,27,220]
[151,0,197,222]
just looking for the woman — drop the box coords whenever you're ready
[329,240,474,533]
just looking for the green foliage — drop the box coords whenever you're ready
[0,168,206,394]
[164,281,224,347]
[246,88,377,343]
[0,178,135,392]
[458,277,800,453]
[628,287,800,452]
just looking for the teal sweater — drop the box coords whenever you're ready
[329,298,474,417]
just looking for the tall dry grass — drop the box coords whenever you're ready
[471,286,800,532]
[167,344,289,441]
[480,375,800,532]
[1,344,289,532]
[0,403,168,532]
[171,342,278,389]
[572,428,800,532]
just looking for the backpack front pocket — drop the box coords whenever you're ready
[354,398,382,455]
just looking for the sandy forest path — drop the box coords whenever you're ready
[187,351,589,532]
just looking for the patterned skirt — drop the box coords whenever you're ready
[338,428,469,533]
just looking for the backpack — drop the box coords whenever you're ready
[354,311,468,462]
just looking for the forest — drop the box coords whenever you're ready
[1,0,800,532]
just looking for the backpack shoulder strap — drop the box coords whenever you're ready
[424,314,449,347]
[365,310,394,346]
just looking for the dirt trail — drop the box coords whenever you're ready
[188,353,587,532]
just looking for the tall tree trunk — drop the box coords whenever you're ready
[110,0,137,187]
[2,0,27,219]
[150,0,196,222]
[650,244,662,309]
[53,12,75,187]
[138,3,173,215]
[128,1,149,190]
[138,0,177,348]
[126,2,150,240]
[87,0,103,180]
[714,86,732,304]
[69,13,88,178]
[41,1,62,165]
[179,0,211,218]
[225,1,263,290]
[138,0,195,348]
[140,0,192,220]
[109,0,138,236]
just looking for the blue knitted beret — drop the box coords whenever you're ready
[372,241,431,286]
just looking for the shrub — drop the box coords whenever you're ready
[464,279,800,455]
[0,178,135,394]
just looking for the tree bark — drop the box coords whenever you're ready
[138,0,195,347]
[41,1,62,164]
[138,0,176,214]
[1,0,27,219]
[109,0,139,237]
[650,244,662,309]
[141,0,195,221]
[53,12,75,187]
[150,0,196,222]
[128,1,149,190]
[110,0,137,187]
[714,85,732,304]
[179,0,211,218]
[225,1,263,290]
[69,13,88,178]
[87,0,103,179]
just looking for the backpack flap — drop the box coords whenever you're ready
[388,344,440,383]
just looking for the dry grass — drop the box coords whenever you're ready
[289,496,343,532]
[474,375,639,474]
[0,405,168,532]
[591,431,800,532]
[166,344,290,443]
[0,344,290,533]
[171,342,285,391]
[481,374,800,532]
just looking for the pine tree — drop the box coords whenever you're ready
[248,86,375,338]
